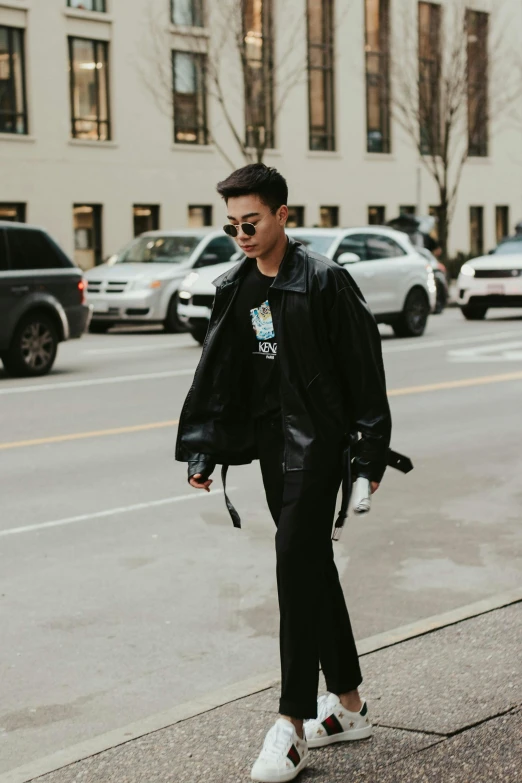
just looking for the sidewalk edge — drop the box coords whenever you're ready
[2,587,521,783]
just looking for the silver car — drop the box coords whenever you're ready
[85,229,236,333]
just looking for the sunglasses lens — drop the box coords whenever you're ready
[223,224,238,237]
[242,223,256,236]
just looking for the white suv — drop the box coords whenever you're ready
[84,229,237,333]
[457,236,522,319]
[178,227,436,343]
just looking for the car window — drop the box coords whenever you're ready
[116,235,202,264]
[195,236,236,267]
[493,240,522,255]
[290,233,338,255]
[334,234,368,261]
[366,234,406,260]
[0,230,8,271]
[7,229,65,271]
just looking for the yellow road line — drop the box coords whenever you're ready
[388,370,522,396]
[0,420,179,450]
[2,369,522,451]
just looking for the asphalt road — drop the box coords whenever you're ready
[1,308,522,774]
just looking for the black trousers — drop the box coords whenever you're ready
[255,412,362,719]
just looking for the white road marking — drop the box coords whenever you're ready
[448,341,522,363]
[84,342,192,355]
[383,329,522,353]
[0,368,197,396]
[0,487,236,537]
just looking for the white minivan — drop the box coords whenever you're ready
[178,227,437,343]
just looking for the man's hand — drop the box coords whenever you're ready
[189,473,213,492]
[370,482,380,494]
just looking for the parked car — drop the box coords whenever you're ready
[0,222,91,377]
[416,246,449,314]
[178,227,437,343]
[84,230,237,333]
[457,236,522,319]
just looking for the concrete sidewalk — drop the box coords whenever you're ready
[12,600,520,783]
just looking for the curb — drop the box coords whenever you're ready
[2,587,521,783]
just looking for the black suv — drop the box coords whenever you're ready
[0,222,91,377]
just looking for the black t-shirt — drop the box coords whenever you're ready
[233,261,280,419]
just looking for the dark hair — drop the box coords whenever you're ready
[216,163,288,213]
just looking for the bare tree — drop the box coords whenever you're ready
[137,0,352,168]
[389,0,519,261]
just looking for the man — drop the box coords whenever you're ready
[176,164,404,782]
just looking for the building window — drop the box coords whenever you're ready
[418,2,441,155]
[469,206,484,257]
[171,0,204,27]
[467,10,488,157]
[68,38,110,140]
[368,205,385,225]
[495,206,509,244]
[287,206,304,228]
[172,51,208,145]
[320,206,339,227]
[243,0,274,150]
[67,1,106,11]
[365,0,390,153]
[133,205,160,236]
[188,205,212,227]
[73,204,103,270]
[0,203,26,222]
[399,205,416,215]
[0,26,28,135]
[307,0,335,151]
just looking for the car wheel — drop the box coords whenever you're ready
[164,294,188,334]
[190,324,208,345]
[2,313,58,377]
[461,304,488,320]
[392,288,430,338]
[89,321,112,334]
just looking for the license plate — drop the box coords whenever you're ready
[487,285,504,295]
[93,302,109,313]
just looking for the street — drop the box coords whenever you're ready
[1,308,522,774]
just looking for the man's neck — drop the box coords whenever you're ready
[256,233,288,278]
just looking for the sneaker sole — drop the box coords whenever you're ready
[307,724,373,748]
[251,753,309,782]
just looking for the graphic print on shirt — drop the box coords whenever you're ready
[250,299,277,359]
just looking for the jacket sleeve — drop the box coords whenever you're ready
[187,454,217,483]
[328,279,392,483]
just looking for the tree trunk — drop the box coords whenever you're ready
[438,188,450,264]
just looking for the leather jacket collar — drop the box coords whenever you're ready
[212,237,307,294]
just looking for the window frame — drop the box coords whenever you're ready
[320,206,339,227]
[73,203,103,268]
[466,9,489,158]
[170,0,205,28]
[133,205,160,237]
[365,232,406,260]
[418,1,441,156]
[68,37,111,141]
[287,206,305,228]
[188,205,212,227]
[495,206,509,244]
[67,0,107,11]
[364,0,391,154]
[368,205,386,225]
[172,50,209,145]
[307,0,335,152]
[0,25,28,135]
[469,206,484,257]
[243,0,275,151]
[0,203,26,222]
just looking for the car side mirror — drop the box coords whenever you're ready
[193,252,219,268]
[337,252,361,265]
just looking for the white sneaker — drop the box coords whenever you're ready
[251,718,309,782]
[305,693,372,748]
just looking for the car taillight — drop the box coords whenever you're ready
[78,279,86,304]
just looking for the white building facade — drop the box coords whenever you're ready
[1,0,521,269]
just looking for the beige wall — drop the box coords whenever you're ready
[1,0,521,264]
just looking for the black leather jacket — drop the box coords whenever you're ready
[176,238,411,530]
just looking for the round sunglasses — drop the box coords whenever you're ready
[223,212,269,238]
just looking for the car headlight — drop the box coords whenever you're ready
[460,264,475,278]
[133,278,163,290]
[178,290,192,300]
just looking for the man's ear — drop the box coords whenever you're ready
[279,205,289,226]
